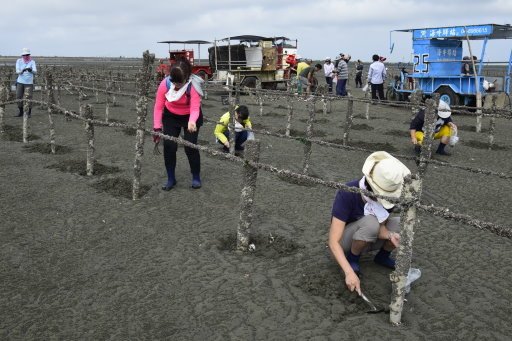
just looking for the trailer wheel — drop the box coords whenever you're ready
[240,77,258,89]
[261,82,277,90]
[435,86,460,106]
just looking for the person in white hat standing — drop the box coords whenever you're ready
[323,57,335,93]
[15,48,37,117]
[409,99,458,155]
[328,151,410,294]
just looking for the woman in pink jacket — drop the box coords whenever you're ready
[153,58,204,190]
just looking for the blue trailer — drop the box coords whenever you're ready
[390,24,512,106]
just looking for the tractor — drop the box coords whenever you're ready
[156,40,213,82]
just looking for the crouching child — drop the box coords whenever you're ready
[214,105,253,152]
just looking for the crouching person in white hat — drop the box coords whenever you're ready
[328,151,410,294]
[410,99,458,156]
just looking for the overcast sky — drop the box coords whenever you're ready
[1,0,511,62]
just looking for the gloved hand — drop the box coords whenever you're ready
[153,128,162,143]
[26,67,32,73]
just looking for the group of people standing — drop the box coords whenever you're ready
[319,53,387,101]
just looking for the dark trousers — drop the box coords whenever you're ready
[355,73,362,88]
[325,76,333,93]
[218,130,248,151]
[162,109,202,176]
[336,79,348,96]
[16,83,34,110]
[371,83,385,100]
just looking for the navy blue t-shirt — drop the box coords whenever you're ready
[331,179,365,224]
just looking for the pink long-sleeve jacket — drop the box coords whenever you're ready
[153,79,201,130]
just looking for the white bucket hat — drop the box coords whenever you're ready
[362,151,411,209]
[21,48,31,55]
[438,100,451,119]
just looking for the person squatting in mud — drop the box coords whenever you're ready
[153,57,205,190]
[409,99,458,156]
[214,105,253,153]
[328,151,411,294]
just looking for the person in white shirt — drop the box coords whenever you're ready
[323,57,335,93]
[15,48,37,117]
[367,54,386,101]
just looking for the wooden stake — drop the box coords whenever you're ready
[417,95,439,176]
[132,50,155,200]
[45,71,57,154]
[302,100,315,174]
[285,95,293,137]
[488,95,497,150]
[389,175,421,325]
[0,84,7,134]
[83,105,95,176]
[237,139,261,251]
[342,98,354,146]
[22,90,30,143]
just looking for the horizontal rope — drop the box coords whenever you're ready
[2,97,511,239]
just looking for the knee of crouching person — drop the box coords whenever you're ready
[359,215,380,237]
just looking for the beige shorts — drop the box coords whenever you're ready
[340,215,400,253]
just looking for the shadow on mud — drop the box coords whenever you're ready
[462,139,508,151]
[91,176,151,199]
[383,129,407,137]
[1,124,41,142]
[23,142,72,154]
[46,159,121,176]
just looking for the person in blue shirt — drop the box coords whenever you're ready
[328,151,410,294]
[15,48,37,117]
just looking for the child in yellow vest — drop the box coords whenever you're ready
[214,105,253,152]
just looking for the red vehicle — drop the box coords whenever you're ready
[156,40,213,81]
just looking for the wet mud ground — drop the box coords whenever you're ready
[1,74,512,340]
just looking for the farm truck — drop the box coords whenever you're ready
[207,35,298,89]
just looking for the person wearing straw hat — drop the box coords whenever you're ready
[328,151,411,294]
[15,48,37,117]
[409,99,458,156]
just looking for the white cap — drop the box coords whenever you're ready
[21,48,31,55]
[438,100,451,118]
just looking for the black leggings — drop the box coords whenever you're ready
[162,109,202,175]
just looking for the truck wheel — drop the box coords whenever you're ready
[435,87,460,106]
[240,77,257,88]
